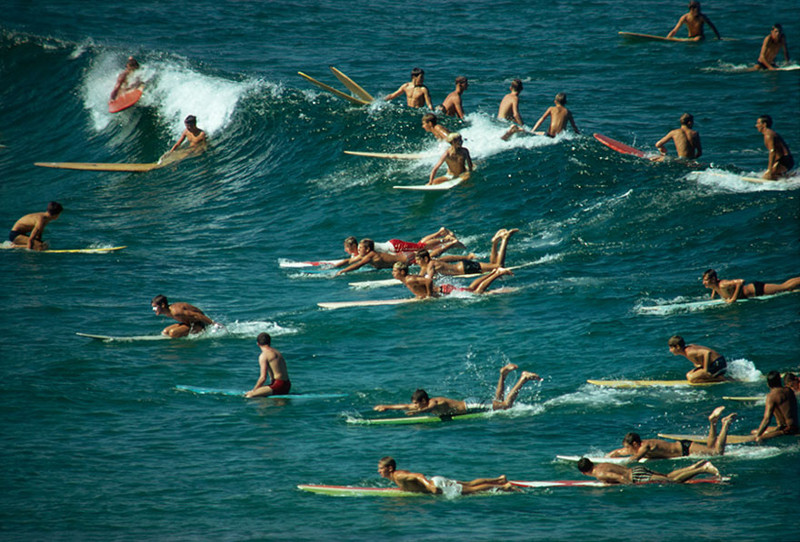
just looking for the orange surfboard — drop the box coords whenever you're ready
[108,88,143,113]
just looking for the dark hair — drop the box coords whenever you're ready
[702,269,718,282]
[577,457,594,473]
[510,79,523,92]
[185,115,197,125]
[344,236,358,248]
[151,295,168,307]
[127,56,139,69]
[360,238,375,251]
[623,432,642,445]
[785,373,798,385]
[757,115,773,128]
[689,1,700,9]
[422,113,438,125]
[257,332,271,346]
[555,92,566,105]
[455,76,468,85]
[411,67,424,78]
[766,370,782,388]
[47,201,63,215]
[680,113,694,126]
[668,335,685,348]
[379,456,396,470]
[411,389,429,403]
[415,249,430,260]
[773,24,783,34]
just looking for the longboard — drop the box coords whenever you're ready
[298,484,425,497]
[587,379,727,388]
[297,71,370,106]
[77,332,169,342]
[34,147,195,172]
[393,178,465,191]
[4,245,126,254]
[701,170,799,185]
[723,396,765,402]
[346,411,489,426]
[593,133,646,158]
[512,478,727,488]
[555,455,647,464]
[278,258,341,269]
[329,66,374,102]
[640,291,797,314]
[658,433,756,445]
[318,298,422,310]
[618,31,693,42]
[348,263,536,289]
[175,385,346,400]
[108,87,143,113]
[344,150,431,160]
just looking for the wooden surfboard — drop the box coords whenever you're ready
[4,245,126,254]
[658,433,756,444]
[593,133,646,158]
[344,150,432,160]
[108,87,143,113]
[298,71,370,105]
[329,66,374,102]
[34,148,195,172]
[618,31,692,42]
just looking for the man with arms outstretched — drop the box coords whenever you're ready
[378,457,518,495]
[385,67,433,109]
[666,1,721,40]
[702,268,800,302]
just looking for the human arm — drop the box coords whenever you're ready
[607,447,631,458]
[568,111,580,134]
[27,215,47,250]
[251,357,269,392]
[703,15,721,40]
[655,132,672,155]
[428,152,448,184]
[374,403,413,412]
[464,149,473,172]
[753,399,775,440]
[422,87,433,110]
[725,279,745,303]
[758,36,778,70]
[453,97,465,119]
[511,99,523,126]
[335,253,373,276]
[529,109,550,133]
[666,15,686,38]
[385,83,407,101]
[170,131,187,152]
[693,133,702,158]
[395,471,439,494]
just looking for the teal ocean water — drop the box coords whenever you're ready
[2,1,799,540]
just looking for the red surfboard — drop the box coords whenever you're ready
[108,88,143,113]
[593,133,646,158]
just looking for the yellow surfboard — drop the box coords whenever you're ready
[4,245,126,254]
[298,70,371,105]
[34,147,196,172]
[329,66,374,102]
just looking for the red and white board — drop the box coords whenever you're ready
[108,88,143,113]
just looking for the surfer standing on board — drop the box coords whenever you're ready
[701,268,800,302]
[666,1,721,40]
[437,76,468,119]
[753,24,790,70]
[8,201,62,251]
[578,458,721,484]
[499,79,525,140]
[245,332,290,398]
[752,371,798,441]
[378,457,518,495]
[655,113,701,159]
[170,115,206,153]
[668,335,727,383]
[428,132,472,185]
[755,115,794,180]
[415,228,518,277]
[421,113,451,140]
[110,56,140,100]
[385,67,433,109]
[608,406,736,460]
[150,295,219,338]
[530,93,580,137]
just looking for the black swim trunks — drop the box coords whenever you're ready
[462,260,482,275]
[630,465,659,484]
[9,230,21,242]
[756,60,776,70]
[751,281,765,297]
[777,154,795,171]
[680,439,692,457]
[708,356,727,378]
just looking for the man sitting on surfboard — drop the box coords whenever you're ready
[754,115,794,180]
[578,458,721,484]
[110,56,140,100]
[421,113,451,140]
[530,93,580,138]
[385,67,433,109]
[499,79,526,140]
[752,371,798,442]
[170,115,207,153]
[666,1,721,40]
[785,373,800,396]
[608,406,736,460]
[374,363,541,416]
[415,228,518,277]
[245,332,291,398]
[151,295,219,338]
[753,24,790,71]
[668,335,727,383]
[378,457,518,495]
[9,201,63,251]
[437,76,468,119]
[655,113,701,159]
[428,132,472,185]
[702,268,800,302]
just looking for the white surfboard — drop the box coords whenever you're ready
[639,291,797,314]
[318,298,422,309]
[76,332,169,342]
[278,258,342,268]
[344,150,432,160]
[393,178,464,191]
[3,245,126,254]
[556,455,648,464]
[347,263,536,289]
[701,170,799,185]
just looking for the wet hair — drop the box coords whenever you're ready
[411,389,429,403]
[411,67,424,78]
[379,456,396,470]
[773,24,783,35]
[555,93,567,105]
[668,335,686,348]
[127,57,139,69]
[47,201,63,216]
[184,115,197,125]
[766,370,782,388]
[422,113,438,125]
[577,458,594,473]
[784,373,798,386]
[688,1,700,10]
[415,249,430,260]
[360,238,375,251]
[680,113,694,126]
[455,76,468,86]
[257,332,271,346]
[702,269,718,282]
[151,295,168,307]
[757,115,773,128]
[510,79,523,92]
[344,236,358,249]
[623,432,642,446]
[393,261,409,274]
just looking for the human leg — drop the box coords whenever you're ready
[711,413,737,455]
[667,460,720,483]
[492,363,517,405]
[762,277,800,296]
[493,369,541,410]
[162,323,191,338]
[706,406,725,446]
[492,228,518,267]
[470,267,513,294]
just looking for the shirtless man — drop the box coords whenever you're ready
[374,363,541,415]
[334,238,410,276]
[752,371,799,441]
[753,24,790,70]
[668,335,727,383]
[785,373,800,395]
[170,115,207,152]
[392,262,514,299]
[499,79,525,139]
[245,332,290,398]
[9,201,63,251]
[437,76,468,119]
[428,132,473,185]
[151,294,218,338]
[333,231,461,268]
[110,56,140,100]
[378,457,517,495]
[577,458,721,485]
[415,228,518,277]
[385,67,433,109]
[421,113,451,140]
[608,406,736,460]
[530,93,580,137]
[655,113,702,159]
[666,1,721,40]
[755,115,794,180]
[702,268,800,302]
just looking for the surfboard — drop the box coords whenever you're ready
[593,133,646,158]
[329,66,374,102]
[76,332,169,342]
[393,178,465,191]
[587,379,727,388]
[512,478,728,488]
[344,150,431,160]
[298,71,370,106]
[618,31,693,42]
[723,396,765,402]
[298,484,426,497]
[346,411,489,426]
[175,385,347,399]
[4,245,127,254]
[318,298,422,310]
[555,455,646,464]
[640,291,797,314]
[348,263,536,289]
[701,170,799,185]
[108,87,143,113]
[34,147,195,172]
[278,258,341,268]
[658,433,756,444]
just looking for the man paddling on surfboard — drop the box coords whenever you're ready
[668,335,728,383]
[385,67,433,109]
[428,132,472,185]
[110,56,141,100]
[666,1,721,41]
[9,201,62,251]
[414,228,518,277]
[754,115,794,180]
[334,238,414,276]
[578,458,722,484]
[332,229,463,268]
[245,332,291,398]
[655,113,702,159]
[753,24,790,71]
[752,371,798,442]
[421,113,451,140]
[529,93,580,138]
[702,268,800,302]
[392,262,515,299]
[437,76,468,119]
[151,295,220,338]
[378,457,518,495]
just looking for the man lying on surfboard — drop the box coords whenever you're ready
[110,56,141,100]
[428,132,472,185]
[415,228,518,277]
[331,228,463,269]
[151,294,220,338]
[655,113,702,159]
[668,335,728,383]
[374,363,541,416]
[378,456,518,495]
[421,113,451,140]
[334,238,414,276]
[666,1,721,40]
[9,201,62,251]
[578,457,722,485]
[754,115,794,180]
[608,406,736,460]
[702,268,800,303]
[245,332,291,398]
[392,262,514,299]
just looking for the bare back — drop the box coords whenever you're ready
[261,346,289,382]
[767,387,798,430]
[498,93,522,124]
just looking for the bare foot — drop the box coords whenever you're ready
[497,474,508,483]
[492,229,508,242]
[500,363,519,375]
[502,228,520,239]
[702,461,721,478]
[495,267,514,277]
[721,413,737,425]
[521,371,542,382]
[709,406,725,423]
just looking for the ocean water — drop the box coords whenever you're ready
[1,1,799,540]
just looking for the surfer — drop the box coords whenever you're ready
[753,24,790,70]
[334,238,411,276]
[421,113,451,140]
[499,79,525,140]
[110,56,140,100]
[655,113,702,159]
[668,335,727,383]
[428,132,473,185]
[437,76,468,119]
[755,115,794,180]
[245,332,290,398]
[169,115,207,153]
[150,295,219,338]
[666,1,721,40]
[393,262,514,299]
[529,93,580,137]
[333,231,462,268]
[701,268,800,302]
[8,201,63,251]
[378,457,518,495]
[374,363,541,415]
[752,371,798,441]
[785,373,800,395]
[415,228,518,277]
[385,67,433,109]
[608,406,736,460]
[577,458,721,484]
